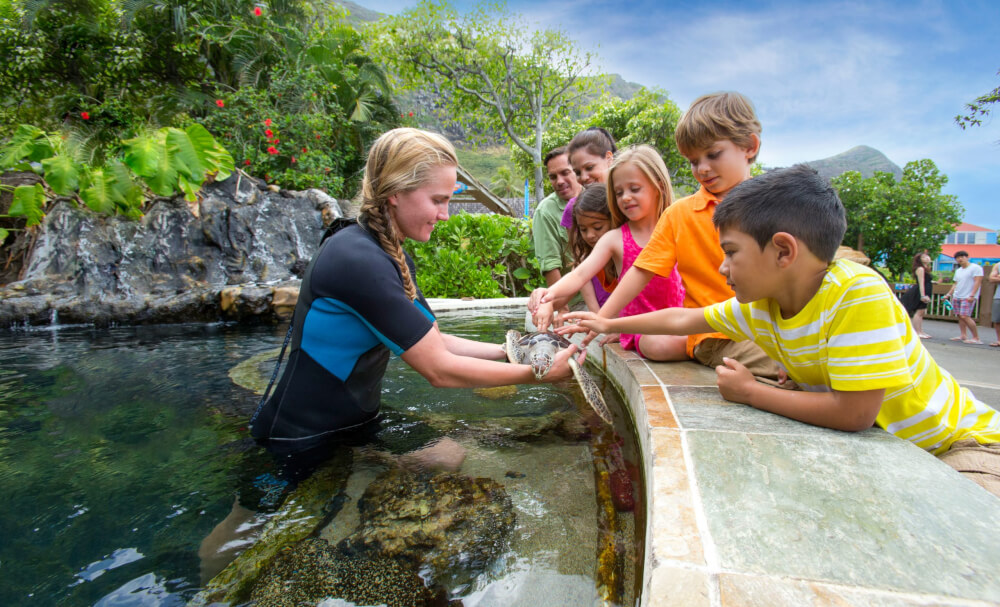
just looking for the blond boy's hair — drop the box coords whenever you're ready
[675,92,762,162]
[606,145,673,229]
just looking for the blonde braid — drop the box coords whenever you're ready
[359,198,418,301]
[357,128,457,302]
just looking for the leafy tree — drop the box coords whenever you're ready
[509,88,693,197]
[489,165,520,198]
[371,0,599,202]
[831,159,963,279]
[956,69,1000,129]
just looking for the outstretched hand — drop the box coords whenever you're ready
[540,343,586,383]
[554,311,607,348]
[715,357,757,405]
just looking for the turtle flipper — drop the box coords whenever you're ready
[568,358,612,425]
[504,330,523,364]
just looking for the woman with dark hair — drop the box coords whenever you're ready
[902,252,934,339]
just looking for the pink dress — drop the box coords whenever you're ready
[619,223,685,354]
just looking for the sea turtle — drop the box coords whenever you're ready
[504,330,612,425]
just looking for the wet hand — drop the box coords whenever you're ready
[542,343,585,383]
[715,357,756,404]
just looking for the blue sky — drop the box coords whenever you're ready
[359,0,1000,228]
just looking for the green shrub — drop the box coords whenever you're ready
[405,212,544,298]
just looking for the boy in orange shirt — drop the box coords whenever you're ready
[560,91,782,379]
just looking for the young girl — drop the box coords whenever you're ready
[569,184,616,312]
[534,146,687,361]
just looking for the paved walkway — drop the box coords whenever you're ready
[917,318,1000,411]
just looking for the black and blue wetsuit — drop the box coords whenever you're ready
[250,221,436,450]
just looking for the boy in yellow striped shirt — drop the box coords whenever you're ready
[561,164,1000,497]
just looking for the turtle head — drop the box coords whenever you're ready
[529,351,554,380]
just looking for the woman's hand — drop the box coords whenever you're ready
[539,343,585,383]
[920,295,931,303]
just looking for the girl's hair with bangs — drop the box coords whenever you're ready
[606,145,673,229]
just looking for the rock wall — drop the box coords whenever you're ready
[0,174,343,326]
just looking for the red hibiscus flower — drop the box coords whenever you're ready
[80,111,90,120]
[215,99,225,107]
[408,111,413,117]
[291,156,297,164]
[264,118,272,127]
[244,159,251,165]
[267,146,278,155]
[264,129,273,137]
[254,6,262,16]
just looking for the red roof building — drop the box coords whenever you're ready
[935,223,1000,271]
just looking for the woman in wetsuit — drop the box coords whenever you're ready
[249,128,581,453]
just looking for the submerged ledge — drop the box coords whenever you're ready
[439,297,1000,607]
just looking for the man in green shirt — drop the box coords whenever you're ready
[533,146,582,287]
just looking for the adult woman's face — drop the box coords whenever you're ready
[570,149,613,186]
[921,254,932,267]
[389,164,457,242]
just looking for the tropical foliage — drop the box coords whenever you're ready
[0,0,398,201]
[955,68,1000,130]
[371,0,599,201]
[405,212,543,298]
[831,159,963,280]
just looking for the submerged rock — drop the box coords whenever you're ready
[249,538,447,607]
[342,466,515,579]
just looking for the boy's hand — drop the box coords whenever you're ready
[558,311,613,336]
[715,357,757,405]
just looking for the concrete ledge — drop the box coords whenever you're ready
[596,342,1000,607]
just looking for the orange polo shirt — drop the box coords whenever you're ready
[633,186,733,356]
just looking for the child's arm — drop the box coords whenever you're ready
[715,358,883,432]
[534,232,621,330]
[560,307,712,338]
[580,280,600,312]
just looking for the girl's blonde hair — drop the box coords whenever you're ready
[358,128,457,301]
[606,145,673,229]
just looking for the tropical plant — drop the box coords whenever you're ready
[405,212,544,298]
[489,165,520,198]
[0,123,233,224]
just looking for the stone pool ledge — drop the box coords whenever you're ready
[598,343,1000,607]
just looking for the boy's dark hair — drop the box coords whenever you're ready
[713,164,846,262]
[954,251,969,258]
[543,146,568,168]
[569,183,617,280]
[567,127,617,161]
[675,92,761,162]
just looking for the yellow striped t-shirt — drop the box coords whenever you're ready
[704,259,1000,454]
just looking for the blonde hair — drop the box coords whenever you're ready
[606,145,673,229]
[358,128,457,300]
[675,91,762,162]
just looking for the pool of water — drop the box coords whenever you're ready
[0,313,643,606]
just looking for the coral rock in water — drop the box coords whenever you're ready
[250,538,443,607]
[343,467,515,578]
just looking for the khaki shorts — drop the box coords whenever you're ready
[938,439,1000,499]
[692,338,794,388]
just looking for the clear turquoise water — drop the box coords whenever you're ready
[0,315,641,606]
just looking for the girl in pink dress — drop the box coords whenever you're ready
[533,146,686,361]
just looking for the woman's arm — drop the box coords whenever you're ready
[402,326,583,388]
[915,266,929,300]
[440,330,506,360]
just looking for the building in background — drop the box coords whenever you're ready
[935,223,1000,272]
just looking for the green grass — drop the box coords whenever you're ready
[456,146,520,186]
